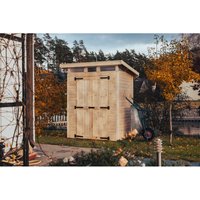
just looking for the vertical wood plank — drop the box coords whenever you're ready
[98,109,108,138]
[89,109,93,138]
[116,66,120,140]
[84,79,89,107]
[84,109,90,138]
[93,109,99,138]
[98,109,103,137]
[88,79,93,106]
[99,79,109,107]
[76,109,84,136]
[93,79,99,107]
[77,79,84,106]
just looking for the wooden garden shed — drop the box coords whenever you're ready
[60,60,139,141]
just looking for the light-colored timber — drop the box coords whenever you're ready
[60,60,139,141]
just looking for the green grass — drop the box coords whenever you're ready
[36,131,200,162]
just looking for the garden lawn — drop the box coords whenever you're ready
[37,133,200,162]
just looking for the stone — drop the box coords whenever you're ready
[63,157,68,163]
[119,156,128,166]
[68,156,75,163]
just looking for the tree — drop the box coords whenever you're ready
[187,33,200,50]
[191,48,200,95]
[72,40,89,62]
[42,33,56,70]
[113,49,147,78]
[37,34,73,72]
[106,53,114,61]
[34,34,73,135]
[34,35,49,66]
[87,51,98,62]
[109,49,163,102]
[97,50,107,61]
[54,37,73,66]
[145,35,200,144]
[187,34,200,95]
[35,67,67,134]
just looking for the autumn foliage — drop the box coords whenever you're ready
[146,37,200,101]
[35,67,66,134]
[145,36,200,144]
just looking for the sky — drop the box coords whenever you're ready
[38,33,180,55]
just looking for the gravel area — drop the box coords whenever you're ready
[33,144,93,166]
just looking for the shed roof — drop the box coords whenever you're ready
[60,60,139,76]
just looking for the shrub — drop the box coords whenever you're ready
[49,148,147,166]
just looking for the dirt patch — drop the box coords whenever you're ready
[34,144,93,166]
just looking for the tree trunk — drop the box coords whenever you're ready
[169,103,173,145]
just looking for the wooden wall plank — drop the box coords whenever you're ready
[93,109,99,138]
[77,79,84,106]
[118,71,133,138]
[99,79,109,107]
[76,109,84,136]
[84,109,90,138]
[93,79,99,107]
[88,79,93,106]
[84,79,89,107]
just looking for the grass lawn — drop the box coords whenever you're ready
[37,131,200,162]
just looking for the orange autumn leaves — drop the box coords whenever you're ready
[146,38,200,101]
[35,67,66,134]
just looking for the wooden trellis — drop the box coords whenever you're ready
[0,34,34,166]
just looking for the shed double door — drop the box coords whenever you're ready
[75,76,110,139]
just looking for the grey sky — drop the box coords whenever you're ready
[38,33,180,55]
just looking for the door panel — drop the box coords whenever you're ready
[75,76,110,138]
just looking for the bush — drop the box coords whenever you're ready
[50,148,119,166]
[49,147,193,167]
[49,148,148,166]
